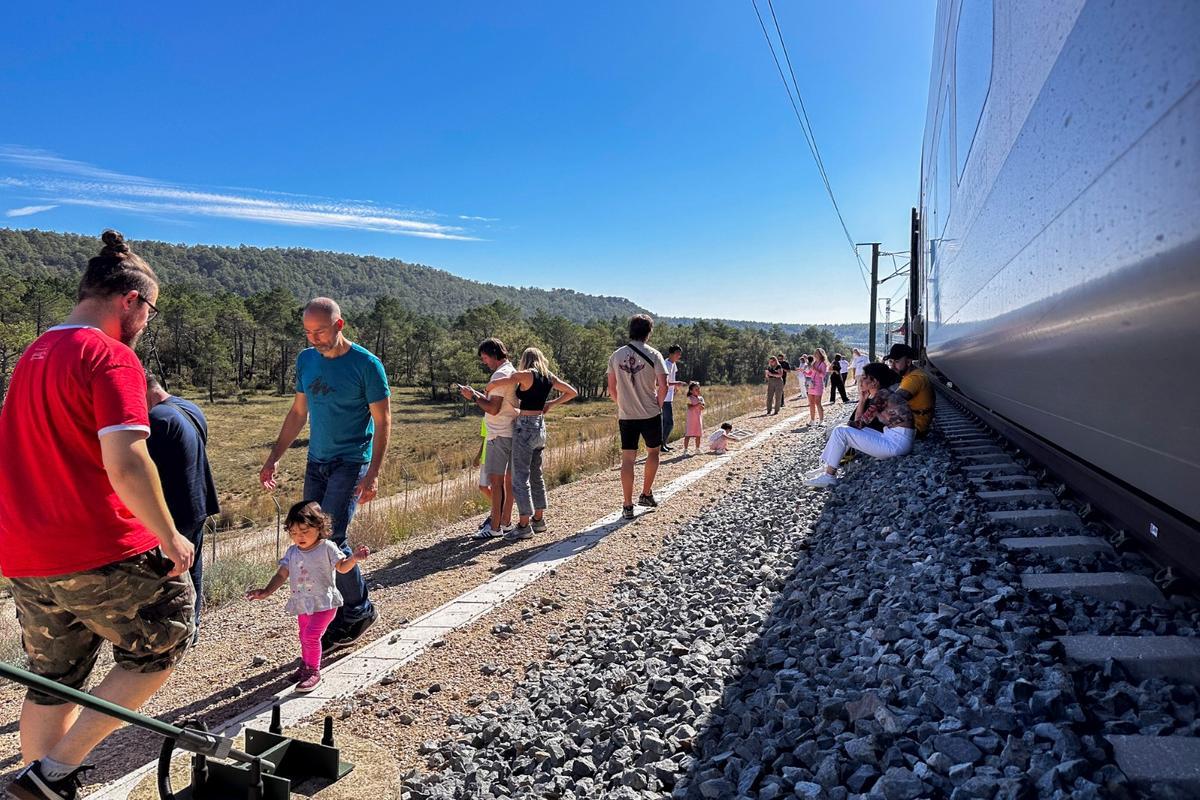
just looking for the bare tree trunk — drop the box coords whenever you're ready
[279,343,287,396]
[235,330,244,387]
[248,331,257,383]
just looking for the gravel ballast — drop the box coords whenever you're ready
[403,423,1200,799]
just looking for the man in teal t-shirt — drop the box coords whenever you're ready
[260,297,392,652]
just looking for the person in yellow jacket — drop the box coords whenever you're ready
[885,343,935,438]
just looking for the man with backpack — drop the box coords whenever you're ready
[607,314,669,520]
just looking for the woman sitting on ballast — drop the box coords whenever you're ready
[804,362,916,488]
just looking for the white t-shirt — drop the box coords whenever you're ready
[664,360,679,402]
[607,343,668,420]
[279,540,344,615]
[851,354,868,371]
[707,429,730,452]
[839,359,850,374]
[484,361,519,440]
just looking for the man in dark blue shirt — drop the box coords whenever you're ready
[145,373,219,639]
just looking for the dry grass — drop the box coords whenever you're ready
[200,384,767,527]
[201,558,279,608]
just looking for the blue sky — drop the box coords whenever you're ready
[0,2,934,324]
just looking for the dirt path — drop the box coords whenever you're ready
[0,399,851,793]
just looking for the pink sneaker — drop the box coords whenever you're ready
[295,669,322,693]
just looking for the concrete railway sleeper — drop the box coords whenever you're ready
[938,400,1200,797]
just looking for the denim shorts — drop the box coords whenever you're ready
[483,435,513,476]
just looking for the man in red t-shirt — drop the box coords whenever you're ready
[0,230,196,800]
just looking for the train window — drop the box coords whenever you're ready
[955,0,994,179]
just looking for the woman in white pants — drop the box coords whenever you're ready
[805,368,916,487]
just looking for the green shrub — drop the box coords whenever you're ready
[202,557,278,608]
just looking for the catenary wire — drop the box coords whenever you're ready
[750,0,871,293]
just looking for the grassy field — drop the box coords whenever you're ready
[201,383,769,529]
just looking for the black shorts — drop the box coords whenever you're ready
[619,415,663,451]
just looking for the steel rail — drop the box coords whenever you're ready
[929,375,1200,585]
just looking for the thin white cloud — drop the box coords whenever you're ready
[0,145,493,240]
[5,204,58,217]
[0,145,157,184]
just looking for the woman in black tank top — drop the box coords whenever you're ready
[483,347,578,540]
[514,369,553,411]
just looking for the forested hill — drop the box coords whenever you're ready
[0,228,646,323]
[665,317,871,348]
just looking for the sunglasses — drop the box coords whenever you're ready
[138,294,159,322]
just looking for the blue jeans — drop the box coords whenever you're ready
[511,416,547,518]
[661,401,675,445]
[303,458,374,632]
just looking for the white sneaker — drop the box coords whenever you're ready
[472,524,501,540]
[804,472,838,488]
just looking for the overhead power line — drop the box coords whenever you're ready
[751,0,870,293]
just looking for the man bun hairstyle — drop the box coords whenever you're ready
[628,314,653,342]
[78,229,158,303]
[478,337,508,360]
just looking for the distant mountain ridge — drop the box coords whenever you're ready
[664,317,871,348]
[1,228,870,336]
[0,228,647,323]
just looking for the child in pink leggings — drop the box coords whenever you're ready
[246,500,370,692]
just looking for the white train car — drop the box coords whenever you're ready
[918,1,1200,565]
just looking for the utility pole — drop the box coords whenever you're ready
[855,242,884,361]
[884,298,892,349]
[864,243,880,362]
[903,298,910,346]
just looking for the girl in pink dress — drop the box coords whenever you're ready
[683,382,705,454]
[806,349,829,425]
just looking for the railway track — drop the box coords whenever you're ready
[936,400,1200,797]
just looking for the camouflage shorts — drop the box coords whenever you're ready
[9,548,195,705]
